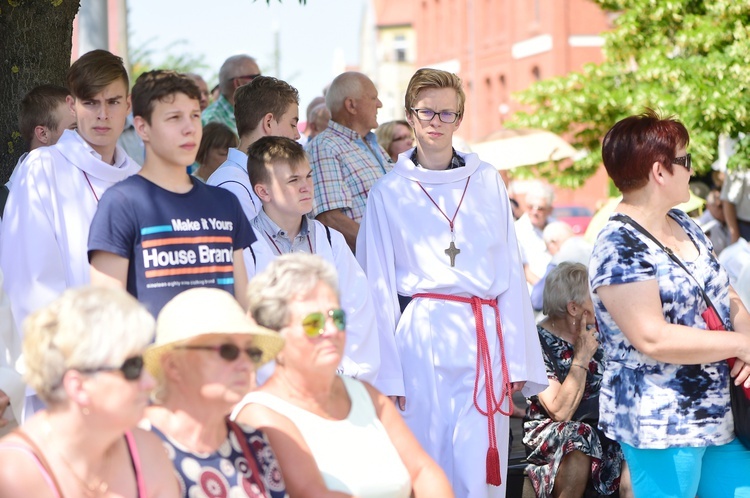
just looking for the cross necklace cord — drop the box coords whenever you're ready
[416,177,471,267]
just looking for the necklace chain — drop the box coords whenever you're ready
[45,418,110,497]
[416,178,471,267]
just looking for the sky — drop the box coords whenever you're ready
[127,0,368,121]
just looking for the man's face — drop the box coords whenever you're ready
[260,160,314,218]
[192,76,210,111]
[354,78,382,132]
[407,87,462,152]
[135,92,202,168]
[47,102,77,145]
[526,195,553,230]
[231,60,261,91]
[68,79,130,157]
[269,103,301,140]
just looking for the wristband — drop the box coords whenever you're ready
[571,362,588,371]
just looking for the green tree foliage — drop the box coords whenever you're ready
[510,0,750,188]
[130,39,211,87]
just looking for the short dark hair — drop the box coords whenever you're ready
[67,49,128,100]
[247,136,308,188]
[131,70,201,124]
[602,108,690,193]
[234,76,299,137]
[196,122,238,165]
[18,84,71,145]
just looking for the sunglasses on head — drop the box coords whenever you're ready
[302,309,346,338]
[175,343,264,364]
[78,355,145,381]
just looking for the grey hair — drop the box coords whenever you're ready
[23,287,154,405]
[542,262,590,318]
[218,55,258,95]
[542,221,574,246]
[325,72,366,116]
[247,253,340,331]
[525,182,555,206]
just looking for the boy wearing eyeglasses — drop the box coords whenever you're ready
[88,70,256,317]
[356,68,547,497]
[243,136,381,385]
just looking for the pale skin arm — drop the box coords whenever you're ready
[597,279,750,385]
[131,428,181,498]
[723,200,741,244]
[232,249,249,310]
[316,209,360,252]
[538,315,598,421]
[236,403,359,498]
[90,251,129,289]
[363,382,454,497]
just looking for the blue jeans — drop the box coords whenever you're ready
[621,439,750,498]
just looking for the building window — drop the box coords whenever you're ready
[532,66,541,81]
[394,35,407,63]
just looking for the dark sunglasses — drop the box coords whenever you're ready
[79,355,145,381]
[302,309,346,338]
[175,343,264,364]
[673,153,691,171]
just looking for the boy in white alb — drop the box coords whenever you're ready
[356,69,547,498]
[88,71,255,316]
[207,76,301,221]
[0,50,140,335]
[245,136,382,383]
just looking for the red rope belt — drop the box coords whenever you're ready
[411,292,512,486]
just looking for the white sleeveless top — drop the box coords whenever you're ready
[230,376,412,498]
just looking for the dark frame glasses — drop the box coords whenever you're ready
[410,107,461,124]
[78,355,145,381]
[673,153,691,171]
[302,309,346,338]
[175,343,264,364]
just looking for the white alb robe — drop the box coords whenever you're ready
[356,151,547,498]
[245,219,382,384]
[0,129,140,334]
[207,148,262,222]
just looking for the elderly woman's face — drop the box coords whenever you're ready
[389,123,414,160]
[281,281,345,370]
[169,333,256,406]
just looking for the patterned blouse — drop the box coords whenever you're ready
[150,420,288,498]
[589,209,734,449]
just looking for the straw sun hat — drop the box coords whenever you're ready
[144,288,284,379]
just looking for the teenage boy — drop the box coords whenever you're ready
[0,50,140,335]
[245,136,380,383]
[207,76,300,221]
[356,68,547,497]
[88,70,255,316]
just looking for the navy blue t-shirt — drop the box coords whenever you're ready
[88,175,256,316]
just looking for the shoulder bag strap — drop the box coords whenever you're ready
[13,429,66,498]
[227,419,267,497]
[612,213,719,312]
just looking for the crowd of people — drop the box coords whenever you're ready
[0,46,748,498]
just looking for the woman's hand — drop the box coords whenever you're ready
[573,311,599,364]
[730,359,750,388]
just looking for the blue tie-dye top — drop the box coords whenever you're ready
[589,209,734,449]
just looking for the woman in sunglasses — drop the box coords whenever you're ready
[0,287,178,497]
[142,287,287,498]
[590,109,750,496]
[231,253,454,497]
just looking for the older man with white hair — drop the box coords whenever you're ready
[515,183,556,286]
[202,54,261,134]
[306,72,391,251]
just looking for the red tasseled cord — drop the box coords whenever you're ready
[486,447,502,486]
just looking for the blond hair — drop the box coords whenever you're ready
[405,68,466,117]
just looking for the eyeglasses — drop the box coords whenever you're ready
[673,153,692,171]
[232,74,260,83]
[302,309,346,338]
[175,343,264,364]
[410,108,461,124]
[78,355,145,381]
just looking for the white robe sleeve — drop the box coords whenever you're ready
[327,226,380,383]
[0,153,69,333]
[0,269,24,436]
[356,189,405,397]
[493,178,548,397]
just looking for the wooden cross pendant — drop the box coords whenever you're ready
[445,241,460,267]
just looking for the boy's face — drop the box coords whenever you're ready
[68,78,130,156]
[48,102,77,145]
[135,92,202,168]
[268,103,301,140]
[260,159,313,218]
[406,87,462,152]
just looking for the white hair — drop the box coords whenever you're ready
[325,72,366,116]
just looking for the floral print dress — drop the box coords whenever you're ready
[523,326,624,497]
